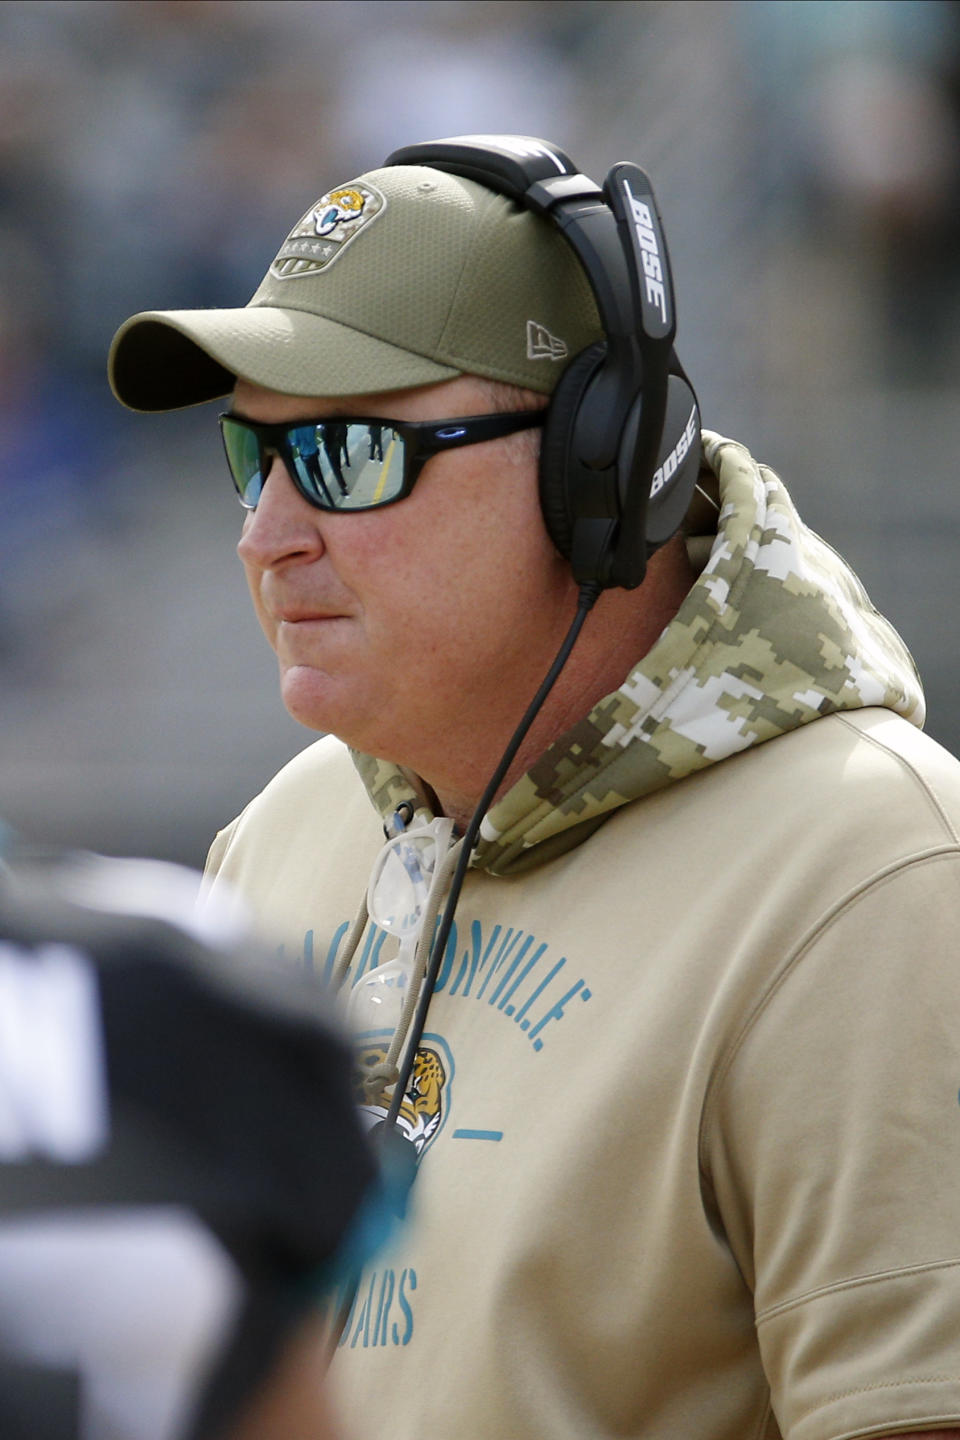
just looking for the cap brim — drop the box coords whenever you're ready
[108,306,462,413]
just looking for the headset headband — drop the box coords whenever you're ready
[385,135,699,589]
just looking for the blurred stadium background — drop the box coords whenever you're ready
[2,0,958,868]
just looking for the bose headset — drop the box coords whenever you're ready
[384,133,702,590]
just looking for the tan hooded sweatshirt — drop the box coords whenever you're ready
[205,434,960,1440]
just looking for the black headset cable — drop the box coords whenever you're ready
[383,578,602,1135]
[330,581,602,1353]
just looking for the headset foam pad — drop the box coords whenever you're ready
[538,342,607,559]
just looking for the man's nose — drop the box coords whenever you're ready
[236,455,325,570]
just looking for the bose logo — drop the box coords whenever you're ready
[623,181,668,326]
[650,405,698,498]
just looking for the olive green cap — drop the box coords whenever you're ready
[108,164,602,411]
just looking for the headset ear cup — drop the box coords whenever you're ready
[644,372,702,549]
[538,342,606,560]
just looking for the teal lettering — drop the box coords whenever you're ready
[348,1272,376,1348]
[327,906,593,1056]
[489,935,538,1007]
[337,1269,416,1348]
[528,978,589,1050]
[498,941,547,1012]
[446,920,492,997]
[513,957,566,1026]
[431,918,460,994]
[323,923,349,984]
[287,925,349,983]
[373,1267,395,1347]
[476,928,522,1001]
[393,1267,417,1345]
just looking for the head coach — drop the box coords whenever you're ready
[109,135,960,1440]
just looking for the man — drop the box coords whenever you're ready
[108,136,960,1440]
[0,843,387,1440]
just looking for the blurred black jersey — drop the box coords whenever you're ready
[0,850,383,1440]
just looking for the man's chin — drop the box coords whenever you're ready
[278,665,340,733]
[279,665,377,750]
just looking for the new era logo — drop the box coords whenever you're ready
[526,320,568,362]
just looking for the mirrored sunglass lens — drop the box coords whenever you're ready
[222,421,263,506]
[289,423,405,510]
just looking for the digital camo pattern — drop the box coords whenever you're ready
[352,760,438,841]
[353,432,925,876]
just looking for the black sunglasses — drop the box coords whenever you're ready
[219,408,544,514]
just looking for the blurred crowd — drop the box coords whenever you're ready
[745,0,960,385]
[2,0,959,860]
[0,0,594,662]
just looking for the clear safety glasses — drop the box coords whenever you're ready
[219,408,544,514]
[346,818,457,1038]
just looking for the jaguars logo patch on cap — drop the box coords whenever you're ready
[270,181,386,279]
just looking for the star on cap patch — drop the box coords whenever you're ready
[270,182,386,279]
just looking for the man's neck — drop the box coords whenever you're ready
[428,535,697,831]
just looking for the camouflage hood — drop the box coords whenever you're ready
[353,431,925,876]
